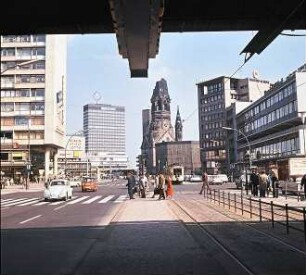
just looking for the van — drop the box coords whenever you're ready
[208,174,228,185]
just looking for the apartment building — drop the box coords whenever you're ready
[1,35,67,181]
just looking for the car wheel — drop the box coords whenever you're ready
[64,193,68,201]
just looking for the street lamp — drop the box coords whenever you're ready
[64,130,83,177]
[222,126,252,195]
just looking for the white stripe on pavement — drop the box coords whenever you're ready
[49,201,66,205]
[1,198,14,203]
[114,195,128,203]
[20,215,42,224]
[1,198,30,206]
[17,198,41,206]
[98,195,114,203]
[66,196,90,204]
[33,201,50,206]
[82,195,102,204]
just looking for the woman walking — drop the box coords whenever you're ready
[166,173,174,199]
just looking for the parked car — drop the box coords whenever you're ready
[235,173,251,189]
[81,176,98,192]
[44,179,73,201]
[278,177,303,195]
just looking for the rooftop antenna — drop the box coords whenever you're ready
[93,91,102,104]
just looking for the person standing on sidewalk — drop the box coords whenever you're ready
[250,169,259,196]
[199,171,209,195]
[258,170,268,197]
[166,172,174,199]
[158,172,166,200]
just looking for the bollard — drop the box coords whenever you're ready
[271,201,274,228]
[249,198,252,218]
[285,204,289,234]
[241,194,244,215]
[218,190,220,206]
[234,193,237,212]
[228,192,230,209]
[259,199,262,222]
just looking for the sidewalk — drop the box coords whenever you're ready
[0,182,45,195]
[225,189,306,208]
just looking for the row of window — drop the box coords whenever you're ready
[200,94,224,104]
[1,47,45,57]
[1,88,44,98]
[201,131,225,140]
[2,75,45,85]
[14,131,44,140]
[201,140,226,148]
[2,35,45,43]
[1,102,44,112]
[201,112,224,122]
[207,83,223,94]
[238,137,300,161]
[1,117,44,126]
[1,60,45,72]
[200,102,225,113]
[204,149,226,160]
[244,83,294,119]
[202,121,225,130]
[243,101,297,133]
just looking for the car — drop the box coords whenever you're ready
[235,173,251,189]
[278,177,303,195]
[81,176,98,192]
[70,179,81,188]
[189,175,202,182]
[44,179,73,201]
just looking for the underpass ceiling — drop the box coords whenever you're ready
[1,0,305,77]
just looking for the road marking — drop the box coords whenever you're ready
[54,205,66,211]
[33,201,50,206]
[1,198,14,203]
[114,195,128,203]
[19,215,42,224]
[17,198,41,206]
[98,195,114,203]
[1,198,30,206]
[66,196,90,204]
[82,195,102,204]
[49,201,65,205]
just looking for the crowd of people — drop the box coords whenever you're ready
[126,171,174,200]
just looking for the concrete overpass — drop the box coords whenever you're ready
[1,0,305,77]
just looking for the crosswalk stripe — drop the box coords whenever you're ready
[98,195,114,203]
[1,198,29,206]
[1,198,14,203]
[17,198,41,206]
[114,195,128,203]
[49,200,65,205]
[82,195,102,204]
[33,201,50,206]
[66,196,90,204]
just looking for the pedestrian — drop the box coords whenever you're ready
[151,174,159,198]
[258,170,268,197]
[250,169,259,196]
[269,171,278,198]
[301,174,306,201]
[199,171,209,195]
[126,171,136,199]
[158,172,166,200]
[166,172,174,199]
[138,174,146,198]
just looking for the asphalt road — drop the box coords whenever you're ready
[1,180,305,275]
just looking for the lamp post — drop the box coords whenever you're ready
[64,130,83,178]
[222,127,252,195]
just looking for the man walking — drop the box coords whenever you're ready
[199,171,209,195]
[126,171,136,199]
[250,169,259,196]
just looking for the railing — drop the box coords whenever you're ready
[202,188,306,243]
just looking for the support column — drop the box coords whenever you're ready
[45,149,50,180]
[53,150,58,176]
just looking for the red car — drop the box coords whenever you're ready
[81,176,98,192]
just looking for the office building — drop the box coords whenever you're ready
[83,103,128,170]
[197,76,271,174]
[1,35,67,181]
[231,64,306,180]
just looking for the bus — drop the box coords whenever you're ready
[168,165,184,184]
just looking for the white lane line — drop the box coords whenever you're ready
[82,195,102,204]
[98,195,114,203]
[17,198,41,206]
[19,215,42,224]
[66,196,90,204]
[2,198,31,206]
[54,205,66,211]
[114,195,128,203]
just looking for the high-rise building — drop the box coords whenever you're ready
[197,76,271,174]
[1,35,67,181]
[83,103,128,170]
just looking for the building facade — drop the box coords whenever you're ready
[83,103,128,170]
[155,141,201,175]
[231,64,306,180]
[197,76,271,174]
[1,34,67,181]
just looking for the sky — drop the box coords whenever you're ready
[66,31,305,168]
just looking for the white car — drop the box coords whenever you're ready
[69,179,81,188]
[189,175,202,182]
[44,179,73,201]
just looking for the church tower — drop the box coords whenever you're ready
[175,106,183,141]
[150,78,175,143]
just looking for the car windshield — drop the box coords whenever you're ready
[50,181,65,186]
